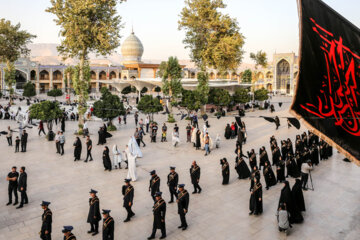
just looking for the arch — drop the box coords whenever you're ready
[53,70,62,81]
[266,83,272,91]
[15,70,27,89]
[30,70,36,80]
[216,72,221,79]
[257,72,264,80]
[123,76,127,80]
[266,71,273,79]
[90,71,97,80]
[99,71,107,80]
[276,59,290,93]
[231,72,237,80]
[109,71,116,80]
[209,72,215,80]
[190,72,196,79]
[40,70,49,80]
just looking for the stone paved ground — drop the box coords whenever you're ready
[0,96,359,240]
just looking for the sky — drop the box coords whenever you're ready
[0,0,359,63]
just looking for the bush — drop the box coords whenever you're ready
[107,125,117,131]
[185,116,191,120]
[167,113,176,123]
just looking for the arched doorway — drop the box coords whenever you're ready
[99,71,107,80]
[30,70,36,80]
[109,71,116,80]
[276,59,290,94]
[15,70,27,89]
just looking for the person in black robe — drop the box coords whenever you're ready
[281,140,287,160]
[270,136,277,151]
[275,116,280,130]
[295,150,303,172]
[295,135,303,153]
[247,149,257,170]
[224,124,231,140]
[235,154,251,179]
[234,122,238,137]
[278,181,303,224]
[310,143,319,166]
[102,147,112,171]
[122,179,135,222]
[249,177,263,215]
[301,132,308,148]
[286,139,294,156]
[102,210,114,240]
[259,147,270,170]
[190,161,201,194]
[87,189,101,236]
[98,127,105,145]
[73,137,82,161]
[177,184,189,230]
[148,192,166,239]
[276,157,286,183]
[149,170,161,202]
[263,162,276,190]
[195,129,201,150]
[61,117,65,132]
[291,179,306,212]
[250,166,260,190]
[272,145,281,166]
[286,153,300,178]
[220,158,230,185]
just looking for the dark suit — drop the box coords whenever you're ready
[102,216,114,240]
[177,189,189,228]
[18,172,28,206]
[40,208,52,240]
[122,185,135,220]
[167,172,178,202]
[21,133,28,152]
[149,175,160,201]
[150,198,166,238]
[87,196,101,233]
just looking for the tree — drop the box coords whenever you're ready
[137,95,163,121]
[47,89,63,100]
[254,88,269,101]
[180,89,202,115]
[47,0,123,133]
[0,19,35,102]
[93,88,125,128]
[250,50,267,69]
[242,69,252,83]
[196,71,210,106]
[22,82,36,98]
[29,101,63,141]
[64,66,75,103]
[233,87,250,104]
[154,86,161,95]
[121,86,132,95]
[208,88,231,109]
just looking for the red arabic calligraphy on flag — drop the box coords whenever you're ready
[299,18,360,136]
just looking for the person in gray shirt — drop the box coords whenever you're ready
[276,203,291,232]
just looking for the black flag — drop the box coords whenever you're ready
[291,0,360,165]
[287,118,301,130]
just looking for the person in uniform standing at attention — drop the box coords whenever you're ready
[149,170,161,202]
[17,166,28,209]
[85,136,93,162]
[102,209,114,240]
[6,166,19,206]
[40,201,52,240]
[87,189,101,236]
[167,167,178,203]
[62,226,76,240]
[176,184,189,230]
[122,179,135,222]
[21,130,28,152]
[190,161,202,194]
[148,192,166,239]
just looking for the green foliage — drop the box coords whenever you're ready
[254,88,269,101]
[22,82,36,98]
[93,88,125,122]
[250,50,267,69]
[161,56,183,99]
[180,89,202,111]
[179,0,245,71]
[73,61,91,117]
[233,88,250,104]
[196,72,209,105]
[47,89,63,98]
[121,86,131,95]
[242,69,252,83]
[29,101,63,121]
[4,62,15,94]
[107,125,117,131]
[137,95,163,115]
[208,88,231,107]
[141,87,148,94]
[167,113,176,123]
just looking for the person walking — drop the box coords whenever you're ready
[38,120,46,136]
[6,126,13,146]
[85,136,93,162]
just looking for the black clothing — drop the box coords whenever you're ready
[259,149,270,170]
[272,147,281,166]
[221,161,230,185]
[250,169,260,191]
[249,182,263,215]
[263,165,277,189]
[122,185,135,220]
[150,198,166,238]
[278,181,303,224]
[18,172,28,206]
[7,171,19,203]
[149,175,161,201]
[195,130,201,149]
[102,149,112,171]
[15,139,20,152]
[224,125,231,139]
[86,139,93,161]
[248,151,257,170]
[177,189,189,228]
[63,233,76,240]
[292,179,306,212]
[235,157,251,179]
[286,156,300,178]
[73,139,82,160]
[167,172,178,202]
[21,132,28,152]
[40,208,52,240]
[190,165,201,193]
[276,160,286,182]
[102,216,114,240]
[87,196,101,233]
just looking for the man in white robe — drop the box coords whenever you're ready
[112,144,122,169]
[126,137,143,182]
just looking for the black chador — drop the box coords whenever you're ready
[40,205,52,240]
[276,158,286,183]
[224,124,231,139]
[148,194,166,239]
[281,141,288,160]
[286,154,300,178]
[291,179,306,212]
[190,162,202,194]
[195,130,201,150]
[249,179,263,215]
[295,151,303,172]
[167,168,179,203]
[310,144,319,166]
[295,135,303,153]
[149,171,161,201]
[102,213,114,240]
[272,146,281,166]
[177,186,189,230]
[263,163,277,190]
[235,156,251,179]
[259,147,270,170]
[270,136,277,151]
[248,149,257,170]
[250,166,260,191]
[122,180,135,222]
[286,139,294,156]
[73,137,82,161]
[278,181,303,224]
[87,191,101,235]
[220,158,230,185]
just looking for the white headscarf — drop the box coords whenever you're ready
[128,136,143,158]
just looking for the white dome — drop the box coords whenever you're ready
[121,32,144,64]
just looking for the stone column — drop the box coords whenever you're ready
[49,68,53,90]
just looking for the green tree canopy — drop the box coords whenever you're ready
[29,101,63,132]
[160,56,183,99]
[137,95,163,120]
[250,50,267,69]
[47,89,63,99]
[93,88,125,124]
[233,87,250,104]
[254,88,269,101]
[196,72,210,105]
[121,86,131,95]
[180,89,202,113]
[22,82,36,98]
[242,69,252,83]
[208,88,231,107]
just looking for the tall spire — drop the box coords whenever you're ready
[131,22,134,34]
